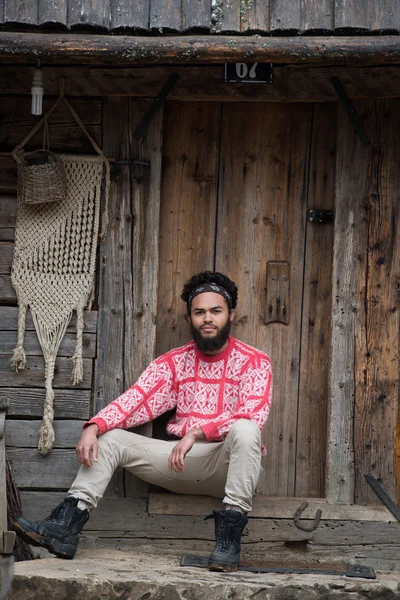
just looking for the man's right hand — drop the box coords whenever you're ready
[75,423,100,467]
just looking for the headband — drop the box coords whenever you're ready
[188,283,232,309]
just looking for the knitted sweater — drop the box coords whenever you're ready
[87,336,273,441]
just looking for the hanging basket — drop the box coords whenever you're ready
[15,149,67,205]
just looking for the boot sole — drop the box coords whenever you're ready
[208,561,239,573]
[12,522,77,559]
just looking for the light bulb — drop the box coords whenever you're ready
[31,69,44,115]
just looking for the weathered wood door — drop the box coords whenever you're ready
[156,101,336,499]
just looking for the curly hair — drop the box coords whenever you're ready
[181,271,238,312]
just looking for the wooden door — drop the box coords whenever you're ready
[156,101,336,498]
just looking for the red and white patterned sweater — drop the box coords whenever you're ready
[87,336,273,442]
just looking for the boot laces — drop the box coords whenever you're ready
[44,500,74,524]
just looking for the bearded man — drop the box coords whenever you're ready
[13,271,273,572]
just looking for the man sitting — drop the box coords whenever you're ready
[13,271,273,572]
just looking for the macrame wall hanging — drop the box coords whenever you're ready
[11,84,110,456]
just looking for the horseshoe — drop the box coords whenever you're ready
[293,501,322,532]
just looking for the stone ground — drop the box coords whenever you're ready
[6,548,400,600]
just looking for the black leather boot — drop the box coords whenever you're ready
[12,497,89,559]
[205,509,248,572]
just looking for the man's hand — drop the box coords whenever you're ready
[76,423,100,467]
[168,427,206,473]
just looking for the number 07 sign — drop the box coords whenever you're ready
[225,63,273,84]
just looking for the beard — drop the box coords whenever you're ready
[191,318,231,354]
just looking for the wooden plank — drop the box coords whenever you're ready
[149,0,181,31]
[68,0,110,28]
[156,102,221,357]
[241,0,269,32]
[4,387,90,419]
[4,0,38,24]
[3,65,400,102]
[38,0,67,24]
[301,0,334,32]
[0,355,92,388]
[0,241,12,273]
[3,34,400,66]
[0,96,102,153]
[354,100,400,505]
[0,274,16,303]
[326,101,371,504]
[0,402,7,533]
[0,157,17,195]
[264,261,290,325]
[183,0,210,30]
[0,330,96,358]
[148,493,394,521]
[122,98,163,496]
[7,448,79,489]
[270,0,301,32]
[0,229,13,242]
[295,103,336,498]
[111,0,149,29]
[0,196,16,227]
[0,306,97,333]
[334,0,368,31]
[18,491,400,544]
[367,0,400,31]
[215,103,312,497]
[5,419,83,447]
[214,0,240,33]
[20,491,147,524]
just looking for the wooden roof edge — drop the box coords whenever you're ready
[0,33,400,66]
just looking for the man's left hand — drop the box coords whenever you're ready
[168,428,206,473]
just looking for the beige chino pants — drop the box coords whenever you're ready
[69,419,262,513]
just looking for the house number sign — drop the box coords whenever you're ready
[224,63,273,84]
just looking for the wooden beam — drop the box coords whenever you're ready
[1,34,400,66]
[148,493,394,522]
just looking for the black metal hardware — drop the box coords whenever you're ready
[330,77,371,147]
[365,474,400,523]
[180,554,376,579]
[307,209,334,224]
[293,501,322,532]
[133,74,179,139]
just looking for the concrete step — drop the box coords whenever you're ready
[7,548,400,600]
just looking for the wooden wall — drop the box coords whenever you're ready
[0,84,399,559]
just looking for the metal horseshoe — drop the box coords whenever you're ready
[293,501,322,532]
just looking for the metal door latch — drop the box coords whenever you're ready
[307,209,334,224]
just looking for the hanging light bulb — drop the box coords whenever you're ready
[31,68,44,115]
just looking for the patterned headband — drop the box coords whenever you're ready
[188,283,232,309]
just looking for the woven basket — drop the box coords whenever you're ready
[15,150,67,205]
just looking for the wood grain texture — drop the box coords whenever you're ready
[182,0,210,30]
[0,274,16,303]
[215,102,312,497]
[212,0,240,32]
[111,0,149,29]
[7,448,79,489]
[38,0,67,24]
[3,34,400,66]
[4,387,90,419]
[0,403,7,533]
[240,0,269,32]
[68,0,110,28]
[301,0,333,31]
[0,330,96,357]
[0,96,102,154]
[0,241,12,273]
[335,0,400,31]
[150,0,181,31]
[0,196,16,227]
[270,0,301,32]
[4,0,38,24]
[326,101,371,504]
[5,419,82,447]
[148,493,394,521]
[0,157,17,195]
[0,306,97,333]
[4,66,400,102]
[353,100,400,505]
[295,103,336,498]
[156,102,220,357]
[0,355,92,388]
